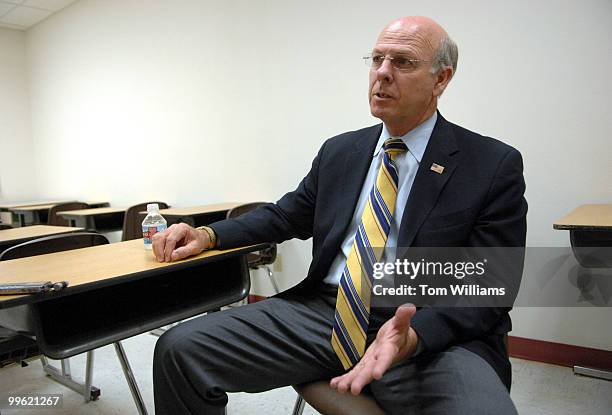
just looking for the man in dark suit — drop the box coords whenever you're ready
[153,16,526,415]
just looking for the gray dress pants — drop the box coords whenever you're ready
[153,284,517,415]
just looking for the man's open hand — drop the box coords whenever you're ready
[330,304,418,395]
[152,223,211,262]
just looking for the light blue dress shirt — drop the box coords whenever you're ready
[322,112,437,285]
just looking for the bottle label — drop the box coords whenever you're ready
[143,224,167,245]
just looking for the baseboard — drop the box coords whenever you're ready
[508,335,612,370]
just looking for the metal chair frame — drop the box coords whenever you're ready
[226,202,280,295]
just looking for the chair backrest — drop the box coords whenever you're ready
[226,202,269,219]
[47,202,89,226]
[226,202,277,267]
[121,201,169,241]
[0,232,109,261]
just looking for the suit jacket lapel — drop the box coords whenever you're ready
[398,113,459,247]
[320,124,382,260]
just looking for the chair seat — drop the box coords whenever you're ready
[293,380,384,415]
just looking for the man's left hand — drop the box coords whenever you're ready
[330,304,419,395]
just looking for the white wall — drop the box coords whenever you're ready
[0,27,36,201]
[14,0,612,349]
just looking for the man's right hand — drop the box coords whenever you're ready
[152,223,211,262]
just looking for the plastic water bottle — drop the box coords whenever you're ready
[142,203,167,250]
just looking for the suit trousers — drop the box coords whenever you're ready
[153,284,518,415]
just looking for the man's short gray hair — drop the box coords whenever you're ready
[430,35,458,75]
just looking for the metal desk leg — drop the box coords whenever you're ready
[84,350,95,401]
[86,217,97,231]
[114,341,148,415]
[33,210,44,225]
[263,265,280,294]
[574,366,612,381]
[61,358,71,376]
[40,353,100,401]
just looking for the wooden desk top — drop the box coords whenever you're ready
[0,239,259,307]
[57,207,125,217]
[156,203,242,216]
[9,203,65,213]
[553,204,612,230]
[0,200,70,210]
[5,201,109,212]
[0,225,84,243]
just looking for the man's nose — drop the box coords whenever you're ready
[375,57,394,83]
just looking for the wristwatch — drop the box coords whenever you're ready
[196,226,217,249]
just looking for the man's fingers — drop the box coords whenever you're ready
[330,306,418,395]
[152,224,205,263]
[329,358,375,395]
[394,303,416,327]
[330,368,357,394]
[170,244,197,261]
[336,373,353,393]
[163,235,178,262]
[151,232,166,262]
[331,365,375,395]
[163,225,186,262]
[348,364,374,395]
[329,376,340,389]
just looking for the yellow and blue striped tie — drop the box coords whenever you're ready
[331,137,408,369]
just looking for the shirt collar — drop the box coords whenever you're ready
[374,111,437,163]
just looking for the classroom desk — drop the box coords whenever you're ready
[553,204,612,381]
[0,239,263,414]
[58,207,125,232]
[0,200,109,212]
[554,204,612,268]
[0,200,65,210]
[0,225,84,253]
[141,202,243,228]
[0,200,83,211]
[7,201,110,227]
[7,202,69,226]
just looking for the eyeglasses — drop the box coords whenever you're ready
[363,53,430,72]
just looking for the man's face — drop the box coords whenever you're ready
[368,24,439,134]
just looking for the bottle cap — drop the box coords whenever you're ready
[147,203,159,213]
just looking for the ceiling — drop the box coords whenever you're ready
[0,0,78,31]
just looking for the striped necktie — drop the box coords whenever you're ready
[331,137,408,369]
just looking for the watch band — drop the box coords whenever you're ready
[196,226,217,249]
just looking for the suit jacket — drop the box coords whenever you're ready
[210,112,527,390]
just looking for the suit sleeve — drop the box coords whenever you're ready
[409,147,527,354]
[208,142,326,249]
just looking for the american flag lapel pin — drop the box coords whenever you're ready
[430,163,445,174]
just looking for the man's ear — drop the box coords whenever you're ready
[433,67,453,97]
